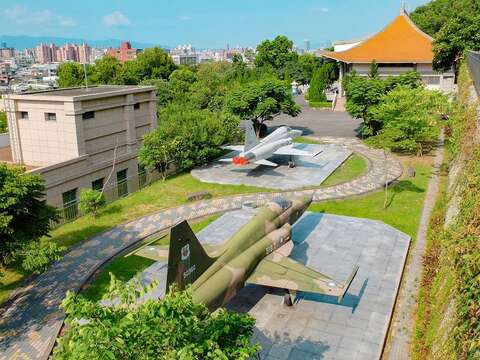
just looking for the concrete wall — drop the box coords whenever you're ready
[4,86,158,208]
[349,63,456,93]
[0,133,9,148]
[29,152,141,208]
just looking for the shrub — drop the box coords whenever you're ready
[139,104,241,173]
[21,241,66,274]
[365,86,448,154]
[308,67,327,102]
[78,189,106,218]
[53,276,260,359]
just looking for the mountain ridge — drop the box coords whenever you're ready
[0,35,170,50]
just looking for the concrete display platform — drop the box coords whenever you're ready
[132,209,410,359]
[191,144,352,190]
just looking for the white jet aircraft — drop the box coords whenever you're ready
[220,123,321,167]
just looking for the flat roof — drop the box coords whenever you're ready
[6,85,156,101]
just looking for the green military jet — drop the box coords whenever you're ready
[134,195,358,308]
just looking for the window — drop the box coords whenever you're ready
[45,112,56,121]
[92,178,104,191]
[138,164,147,188]
[116,169,128,198]
[82,111,95,120]
[134,103,140,110]
[62,188,78,220]
[20,111,28,120]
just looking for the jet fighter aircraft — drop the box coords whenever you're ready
[220,123,322,167]
[134,195,358,308]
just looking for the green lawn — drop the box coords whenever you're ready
[321,154,366,187]
[309,101,332,108]
[82,215,220,301]
[309,159,432,239]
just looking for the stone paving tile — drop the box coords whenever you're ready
[0,137,403,360]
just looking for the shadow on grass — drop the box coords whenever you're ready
[385,180,425,209]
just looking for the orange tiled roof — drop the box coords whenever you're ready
[319,12,433,64]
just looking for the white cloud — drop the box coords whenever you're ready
[178,15,192,21]
[3,5,76,27]
[58,16,77,27]
[319,7,329,12]
[103,11,131,27]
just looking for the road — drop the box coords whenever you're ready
[269,96,362,138]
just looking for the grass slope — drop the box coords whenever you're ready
[309,158,432,239]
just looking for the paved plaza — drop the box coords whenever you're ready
[191,144,352,190]
[130,209,410,360]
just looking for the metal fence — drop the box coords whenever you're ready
[467,50,480,96]
[57,169,162,225]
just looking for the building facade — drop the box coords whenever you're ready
[106,42,139,63]
[2,85,157,209]
[317,10,456,94]
[35,43,92,64]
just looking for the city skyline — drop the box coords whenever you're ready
[1,0,430,49]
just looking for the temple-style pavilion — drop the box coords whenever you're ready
[316,10,455,95]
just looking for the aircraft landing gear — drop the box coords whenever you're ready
[283,289,296,306]
[288,156,296,168]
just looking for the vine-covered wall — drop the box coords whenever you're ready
[412,63,480,359]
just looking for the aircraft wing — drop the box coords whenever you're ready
[274,145,322,157]
[246,251,358,302]
[221,145,244,151]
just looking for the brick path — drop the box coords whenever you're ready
[0,137,403,360]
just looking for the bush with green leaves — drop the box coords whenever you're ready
[0,164,58,267]
[0,111,7,133]
[21,241,66,274]
[139,104,240,173]
[78,189,106,218]
[344,71,423,136]
[365,86,448,154]
[53,276,260,360]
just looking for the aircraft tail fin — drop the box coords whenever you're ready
[166,220,215,292]
[244,122,259,151]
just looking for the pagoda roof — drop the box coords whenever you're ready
[319,11,434,64]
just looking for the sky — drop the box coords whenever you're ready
[0,0,431,48]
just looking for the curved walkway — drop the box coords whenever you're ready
[0,137,403,360]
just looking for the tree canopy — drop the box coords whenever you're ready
[53,278,259,360]
[226,77,301,127]
[411,0,480,71]
[57,47,177,87]
[0,164,58,267]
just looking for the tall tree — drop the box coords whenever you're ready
[94,56,121,84]
[255,36,298,76]
[135,47,177,81]
[0,164,58,267]
[226,77,301,136]
[57,62,95,88]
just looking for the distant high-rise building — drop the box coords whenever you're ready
[106,41,139,63]
[304,40,311,52]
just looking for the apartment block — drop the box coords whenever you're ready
[1,85,157,209]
